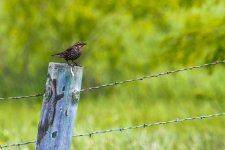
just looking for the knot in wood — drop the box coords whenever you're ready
[72,90,80,104]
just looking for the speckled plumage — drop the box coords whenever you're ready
[52,42,86,64]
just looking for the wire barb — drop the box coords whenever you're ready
[0,60,225,100]
[0,112,224,149]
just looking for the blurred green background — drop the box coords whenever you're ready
[0,0,225,149]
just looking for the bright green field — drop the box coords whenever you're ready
[0,0,225,149]
[0,67,225,150]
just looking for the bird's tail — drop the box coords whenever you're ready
[51,52,61,57]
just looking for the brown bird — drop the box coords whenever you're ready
[52,41,86,65]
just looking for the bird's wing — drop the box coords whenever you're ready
[65,46,73,52]
[52,46,72,57]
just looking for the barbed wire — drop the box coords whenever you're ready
[0,112,224,149]
[0,60,225,100]
[72,112,225,137]
[0,141,36,149]
[0,93,43,101]
[80,60,225,92]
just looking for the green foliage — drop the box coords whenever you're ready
[0,0,225,94]
[0,0,225,149]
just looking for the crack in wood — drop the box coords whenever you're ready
[37,74,64,145]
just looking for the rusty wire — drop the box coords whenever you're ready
[0,112,224,149]
[0,60,225,100]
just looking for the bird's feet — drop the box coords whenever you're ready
[67,62,81,67]
[66,60,73,66]
[67,63,73,66]
[72,61,82,67]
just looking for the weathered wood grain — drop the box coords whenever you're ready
[36,62,83,150]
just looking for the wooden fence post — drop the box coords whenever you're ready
[36,62,83,150]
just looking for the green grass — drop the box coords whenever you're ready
[0,68,225,150]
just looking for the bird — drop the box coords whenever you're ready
[52,41,86,65]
